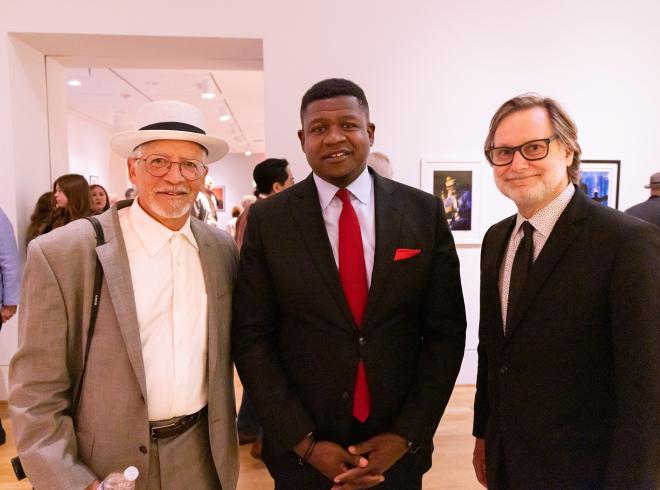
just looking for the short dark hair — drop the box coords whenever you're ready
[253,158,290,195]
[300,78,369,120]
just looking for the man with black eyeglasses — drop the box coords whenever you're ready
[472,93,660,489]
[10,100,239,489]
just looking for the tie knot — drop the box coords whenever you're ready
[336,188,351,205]
[521,220,534,238]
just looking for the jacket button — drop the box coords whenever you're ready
[139,445,148,454]
[500,366,508,374]
[358,337,366,346]
[342,391,349,400]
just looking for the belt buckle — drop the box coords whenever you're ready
[151,421,178,439]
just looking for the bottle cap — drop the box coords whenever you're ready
[123,466,139,482]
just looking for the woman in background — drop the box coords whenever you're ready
[42,174,92,235]
[90,184,110,214]
[25,192,54,244]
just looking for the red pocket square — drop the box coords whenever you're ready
[394,248,421,261]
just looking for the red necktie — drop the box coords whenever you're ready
[337,188,371,422]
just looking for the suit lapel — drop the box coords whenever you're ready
[362,172,403,331]
[190,220,222,395]
[505,188,590,339]
[290,175,355,331]
[488,217,516,339]
[95,206,148,400]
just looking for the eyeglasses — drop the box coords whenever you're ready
[138,154,206,181]
[485,135,558,166]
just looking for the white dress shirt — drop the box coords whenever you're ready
[313,166,376,287]
[119,200,208,421]
[500,184,575,327]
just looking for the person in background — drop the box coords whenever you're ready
[90,184,111,215]
[0,206,20,446]
[10,100,240,490]
[233,78,466,489]
[233,157,295,459]
[625,171,660,226]
[43,174,92,234]
[193,176,219,226]
[225,205,243,239]
[25,192,54,244]
[367,151,393,179]
[473,93,660,489]
[234,158,294,250]
[125,187,137,200]
[205,176,221,213]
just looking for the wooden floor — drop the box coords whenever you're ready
[0,385,480,489]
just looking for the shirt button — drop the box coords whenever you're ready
[139,445,148,454]
[500,365,508,374]
[342,391,349,401]
[358,337,366,346]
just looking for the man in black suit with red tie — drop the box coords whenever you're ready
[232,78,466,489]
[472,94,660,489]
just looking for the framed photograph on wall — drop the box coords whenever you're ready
[420,160,482,244]
[89,175,99,185]
[212,186,226,212]
[579,160,620,209]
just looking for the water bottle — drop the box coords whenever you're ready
[99,466,139,489]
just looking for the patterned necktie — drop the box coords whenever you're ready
[336,188,371,422]
[506,220,534,331]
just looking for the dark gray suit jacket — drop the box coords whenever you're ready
[233,170,466,484]
[474,187,660,489]
[625,195,660,227]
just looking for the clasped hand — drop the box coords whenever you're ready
[297,433,408,489]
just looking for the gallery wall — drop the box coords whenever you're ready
[1,0,659,395]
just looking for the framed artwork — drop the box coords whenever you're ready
[579,160,620,209]
[89,175,99,185]
[420,160,482,244]
[211,186,225,212]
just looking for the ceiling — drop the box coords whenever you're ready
[65,67,265,155]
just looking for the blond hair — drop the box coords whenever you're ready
[485,93,582,184]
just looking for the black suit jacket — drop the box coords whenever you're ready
[474,187,660,489]
[233,170,466,483]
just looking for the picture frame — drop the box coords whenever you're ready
[420,160,482,244]
[88,175,99,185]
[211,185,225,212]
[579,160,620,209]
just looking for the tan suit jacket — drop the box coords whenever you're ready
[9,203,239,490]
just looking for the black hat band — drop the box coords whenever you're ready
[139,122,206,134]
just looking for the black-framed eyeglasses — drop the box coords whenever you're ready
[139,154,206,181]
[485,135,559,166]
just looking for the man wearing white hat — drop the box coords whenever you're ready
[625,171,660,226]
[10,100,239,490]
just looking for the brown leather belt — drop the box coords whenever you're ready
[150,406,207,439]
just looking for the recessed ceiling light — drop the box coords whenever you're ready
[68,79,82,87]
[219,115,231,122]
[201,79,215,99]
[244,150,252,156]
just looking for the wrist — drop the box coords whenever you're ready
[292,432,314,458]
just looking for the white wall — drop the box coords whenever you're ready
[2,0,660,393]
[67,112,130,198]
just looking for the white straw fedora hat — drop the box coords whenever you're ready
[111,100,229,163]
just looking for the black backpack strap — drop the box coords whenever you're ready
[74,217,106,412]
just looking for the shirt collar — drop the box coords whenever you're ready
[313,165,372,210]
[514,183,575,238]
[128,198,198,257]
